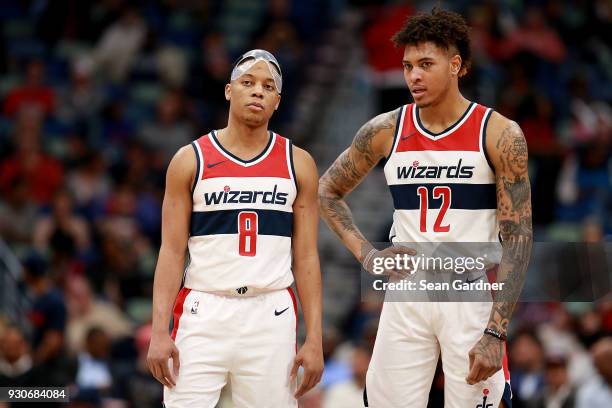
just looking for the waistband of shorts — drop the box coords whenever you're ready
[192,286,288,298]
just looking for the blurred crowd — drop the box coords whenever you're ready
[0,0,611,407]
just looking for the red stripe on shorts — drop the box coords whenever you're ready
[170,287,191,340]
[503,342,510,381]
[287,287,298,352]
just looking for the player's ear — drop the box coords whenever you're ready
[274,94,281,110]
[225,83,231,101]
[450,54,462,77]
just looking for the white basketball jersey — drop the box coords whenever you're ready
[185,131,297,295]
[384,102,499,244]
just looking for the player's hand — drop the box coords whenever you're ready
[147,331,180,388]
[290,339,323,399]
[362,245,417,279]
[466,334,504,385]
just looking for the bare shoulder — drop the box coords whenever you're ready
[166,144,197,188]
[486,111,523,144]
[353,108,400,162]
[292,144,318,187]
[485,111,528,174]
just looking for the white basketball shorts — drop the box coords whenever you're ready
[366,301,511,408]
[163,287,298,408]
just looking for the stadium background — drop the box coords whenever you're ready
[0,0,610,407]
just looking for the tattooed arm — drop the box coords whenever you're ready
[466,112,533,385]
[318,109,399,261]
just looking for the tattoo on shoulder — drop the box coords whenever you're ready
[353,109,399,166]
[496,121,528,175]
[496,121,530,212]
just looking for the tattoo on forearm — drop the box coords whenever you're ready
[475,333,504,368]
[489,121,533,334]
[318,195,366,241]
[503,176,530,211]
[319,110,398,243]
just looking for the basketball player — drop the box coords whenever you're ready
[147,50,323,407]
[319,8,532,408]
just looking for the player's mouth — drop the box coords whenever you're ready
[411,87,427,98]
[246,102,264,112]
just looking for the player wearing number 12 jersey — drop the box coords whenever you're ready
[147,50,323,408]
[319,8,532,408]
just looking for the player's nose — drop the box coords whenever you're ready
[251,82,264,97]
[409,69,423,83]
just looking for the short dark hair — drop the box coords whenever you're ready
[391,7,472,75]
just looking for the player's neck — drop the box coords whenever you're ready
[417,89,470,132]
[217,119,270,156]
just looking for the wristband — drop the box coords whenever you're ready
[362,248,379,273]
[484,328,506,341]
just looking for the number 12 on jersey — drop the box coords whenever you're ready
[416,186,451,233]
[238,211,258,256]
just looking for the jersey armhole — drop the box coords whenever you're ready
[381,106,405,167]
[191,139,204,194]
[287,139,298,191]
[480,108,495,173]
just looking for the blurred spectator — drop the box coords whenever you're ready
[156,45,188,88]
[75,327,112,397]
[114,324,163,408]
[57,57,106,134]
[0,110,64,205]
[138,90,194,166]
[363,3,414,112]
[576,337,612,407]
[65,276,132,352]
[92,7,147,82]
[468,2,506,63]
[520,94,564,225]
[566,75,612,144]
[66,152,111,218]
[538,305,595,387]
[21,252,76,387]
[510,330,546,404]
[32,189,90,257]
[0,176,38,256]
[198,32,232,128]
[323,343,370,408]
[577,309,605,349]
[0,326,33,386]
[91,183,156,303]
[22,253,65,363]
[526,355,577,408]
[101,100,136,150]
[500,6,566,64]
[320,326,350,388]
[3,59,55,118]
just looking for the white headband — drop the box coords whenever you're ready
[231,49,283,93]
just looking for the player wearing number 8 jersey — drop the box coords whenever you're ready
[147,50,323,408]
[319,7,532,408]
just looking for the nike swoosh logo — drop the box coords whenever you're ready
[401,131,417,141]
[207,160,227,168]
[274,307,289,316]
[465,276,482,284]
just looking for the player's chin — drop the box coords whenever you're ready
[242,111,270,127]
[413,97,432,109]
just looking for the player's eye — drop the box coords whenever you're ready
[403,63,412,70]
[264,84,274,91]
[242,80,252,86]
[421,62,432,69]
